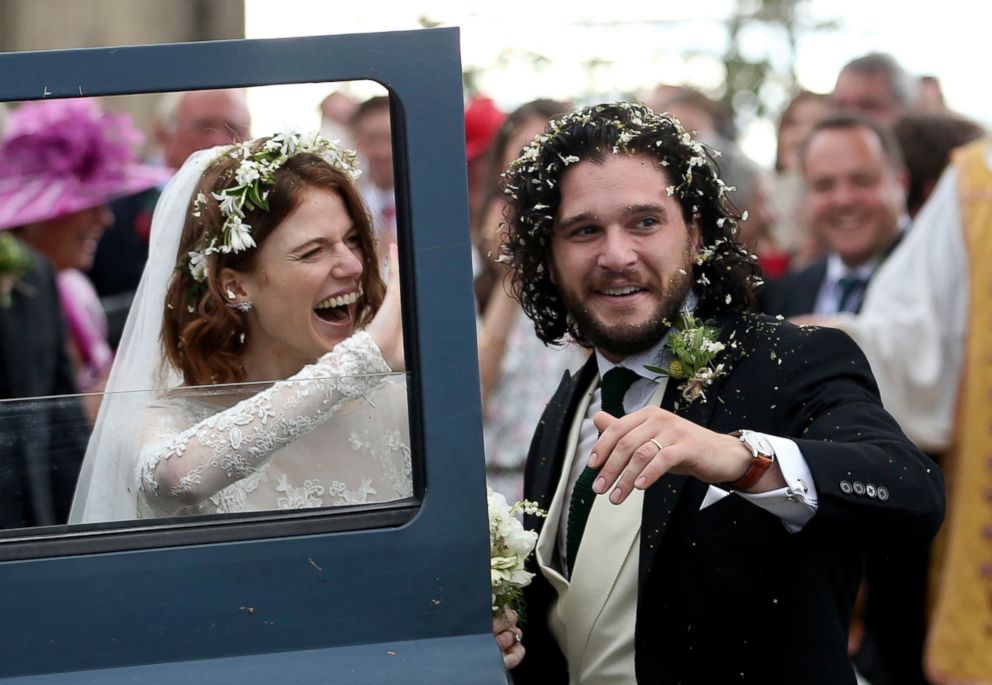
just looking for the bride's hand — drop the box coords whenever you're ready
[366,242,404,371]
[493,610,525,670]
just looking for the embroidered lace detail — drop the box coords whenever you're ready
[136,331,395,515]
[348,428,413,499]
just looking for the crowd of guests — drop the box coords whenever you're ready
[0,49,988,683]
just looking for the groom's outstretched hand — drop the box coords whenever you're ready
[493,610,525,670]
[590,407,785,504]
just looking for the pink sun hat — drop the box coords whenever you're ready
[0,98,172,231]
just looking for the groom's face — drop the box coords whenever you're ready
[549,153,698,362]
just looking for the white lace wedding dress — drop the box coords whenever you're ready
[134,332,413,518]
[69,148,414,524]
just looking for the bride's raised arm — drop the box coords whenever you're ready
[136,331,391,515]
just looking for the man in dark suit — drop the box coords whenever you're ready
[0,249,89,528]
[763,114,907,318]
[498,103,944,684]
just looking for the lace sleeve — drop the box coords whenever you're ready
[136,331,391,515]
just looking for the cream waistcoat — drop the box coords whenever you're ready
[536,376,667,684]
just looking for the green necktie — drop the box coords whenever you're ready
[565,366,640,575]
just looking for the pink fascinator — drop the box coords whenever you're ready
[0,98,171,230]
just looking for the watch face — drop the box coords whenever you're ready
[742,430,774,456]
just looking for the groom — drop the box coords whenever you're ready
[499,103,945,684]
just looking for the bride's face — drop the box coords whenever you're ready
[235,186,365,378]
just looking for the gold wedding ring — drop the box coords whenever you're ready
[649,438,664,452]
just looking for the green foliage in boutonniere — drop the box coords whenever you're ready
[645,312,727,404]
[0,233,34,308]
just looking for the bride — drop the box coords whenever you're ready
[69,131,410,523]
[69,129,528,670]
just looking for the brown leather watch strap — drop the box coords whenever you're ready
[721,452,775,491]
[720,431,775,491]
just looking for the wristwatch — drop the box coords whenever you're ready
[720,430,776,491]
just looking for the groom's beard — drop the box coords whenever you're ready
[557,256,694,359]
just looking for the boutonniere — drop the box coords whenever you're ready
[645,311,726,404]
[0,233,34,309]
[488,487,546,620]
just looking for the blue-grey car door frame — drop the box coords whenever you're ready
[0,29,501,683]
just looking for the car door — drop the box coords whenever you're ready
[0,28,505,684]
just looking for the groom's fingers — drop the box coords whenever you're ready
[591,413,657,490]
[590,407,689,503]
[610,433,677,501]
[592,410,616,435]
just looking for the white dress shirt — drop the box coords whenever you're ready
[813,253,879,315]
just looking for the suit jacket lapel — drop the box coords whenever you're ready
[640,311,746,586]
[524,356,598,531]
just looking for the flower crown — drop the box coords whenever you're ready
[186,131,362,283]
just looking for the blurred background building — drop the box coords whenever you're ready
[0,0,243,133]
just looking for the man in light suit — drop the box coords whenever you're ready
[499,103,944,684]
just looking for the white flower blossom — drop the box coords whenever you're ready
[187,251,209,282]
[235,160,262,186]
[227,219,256,252]
[212,190,242,217]
[488,487,544,618]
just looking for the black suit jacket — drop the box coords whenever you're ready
[761,257,828,317]
[513,311,945,685]
[0,254,88,529]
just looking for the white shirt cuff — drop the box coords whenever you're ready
[699,433,818,533]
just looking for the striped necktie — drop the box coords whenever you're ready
[836,274,868,313]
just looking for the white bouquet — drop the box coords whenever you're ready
[488,487,546,619]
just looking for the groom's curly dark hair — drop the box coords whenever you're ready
[498,101,761,347]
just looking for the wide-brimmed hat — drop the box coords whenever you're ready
[0,98,172,231]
